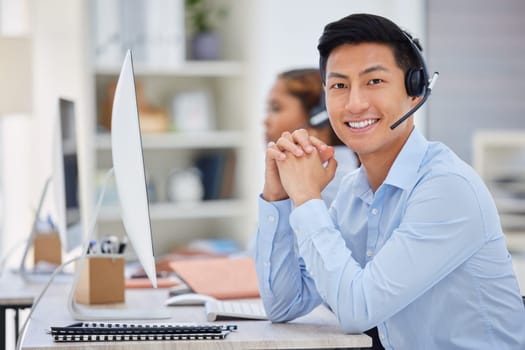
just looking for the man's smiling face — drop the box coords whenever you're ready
[325,42,420,163]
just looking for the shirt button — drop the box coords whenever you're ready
[267,215,275,222]
[366,250,373,257]
[379,333,385,339]
[371,208,378,215]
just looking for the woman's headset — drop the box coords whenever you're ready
[307,89,330,127]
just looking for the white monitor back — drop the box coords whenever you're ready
[66,51,167,320]
[111,50,157,289]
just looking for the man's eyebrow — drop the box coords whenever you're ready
[360,65,389,76]
[326,72,348,80]
[326,65,390,80]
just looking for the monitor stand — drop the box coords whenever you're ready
[68,296,171,321]
[19,177,52,276]
[67,168,170,321]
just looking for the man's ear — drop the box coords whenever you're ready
[411,95,424,107]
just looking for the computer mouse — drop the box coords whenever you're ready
[164,293,216,306]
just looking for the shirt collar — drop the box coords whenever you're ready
[353,167,372,203]
[384,128,428,190]
[351,128,429,200]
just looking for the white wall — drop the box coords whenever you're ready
[0,0,33,267]
[31,0,94,256]
[0,0,93,268]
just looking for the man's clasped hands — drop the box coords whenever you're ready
[263,128,338,207]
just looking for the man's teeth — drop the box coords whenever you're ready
[347,119,377,129]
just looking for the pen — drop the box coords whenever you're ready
[47,214,56,231]
[118,237,128,254]
[100,236,119,254]
[87,240,97,255]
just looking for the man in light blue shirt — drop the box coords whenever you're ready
[255,13,525,349]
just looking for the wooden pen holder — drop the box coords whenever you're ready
[33,231,62,266]
[75,256,125,305]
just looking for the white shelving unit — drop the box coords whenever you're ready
[94,130,245,150]
[94,129,249,226]
[88,1,254,255]
[473,130,525,252]
[97,200,247,222]
[95,61,244,77]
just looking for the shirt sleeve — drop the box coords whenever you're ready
[290,174,487,333]
[255,195,322,322]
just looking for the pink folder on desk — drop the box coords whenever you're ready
[169,257,260,299]
[125,277,180,289]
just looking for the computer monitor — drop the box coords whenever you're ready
[54,98,82,253]
[67,50,167,320]
[19,99,83,275]
[110,50,157,288]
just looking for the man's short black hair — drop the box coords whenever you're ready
[317,13,420,85]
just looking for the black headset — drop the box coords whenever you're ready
[391,30,439,129]
[403,30,429,97]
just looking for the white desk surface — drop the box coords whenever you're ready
[19,283,371,349]
[9,251,525,350]
[0,271,44,305]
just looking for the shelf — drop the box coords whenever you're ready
[505,231,525,253]
[473,130,525,147]
[85,0,253,254]
[98,199,247,222]
[472,130,525,254]
[94,130,245,150]
[494,196,525,214]
[472,130,525,181]
[95,61,245,77]
[500,213,525,231]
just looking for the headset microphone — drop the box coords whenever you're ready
[390,72,439,130]
[389,30,439,130]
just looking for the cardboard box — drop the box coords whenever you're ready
[33,231,62,266]
[75,256,125,305]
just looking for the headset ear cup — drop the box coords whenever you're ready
[405,67,425,97]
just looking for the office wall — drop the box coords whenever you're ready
[0,0,32,263]
[426,0,525,163]
[0,0,93,266]
[30,0,94,251]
